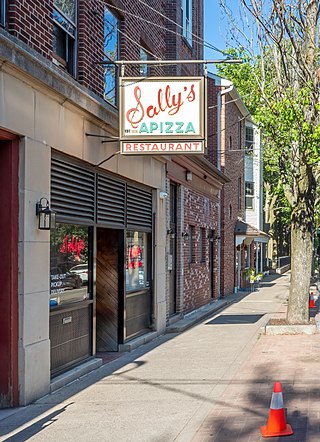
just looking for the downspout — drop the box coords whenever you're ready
[217,82,234,297]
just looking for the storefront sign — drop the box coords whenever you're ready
[121,141,204,154]
[120,77,205,154]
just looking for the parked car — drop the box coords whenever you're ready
[69,264,88,284]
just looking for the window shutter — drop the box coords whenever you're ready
[51,156,95,222]
[97,174,126,227]
[126,185,153,230]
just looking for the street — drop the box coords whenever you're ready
[1,273,319,441]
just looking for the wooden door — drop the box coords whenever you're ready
[96,228,119,351]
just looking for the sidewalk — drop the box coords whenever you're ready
[1,273,319,441]
[194,281,320,441]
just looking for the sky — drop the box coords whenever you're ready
[204,0,239,60]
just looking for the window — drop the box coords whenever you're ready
[200,228,206,262]
[188,225,195,263]
[245,181,255,209]
[104,6,119,105]
[53,0,76,75]
[126,231,149,292]
[245,126,254,152]
[238,120,243,149]
[140,47,150,77]
[181,0,192,46]
[0,0,5,27]
[238,177,242,209]
[50,223,91,308]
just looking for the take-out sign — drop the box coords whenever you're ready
[120,77,205,143]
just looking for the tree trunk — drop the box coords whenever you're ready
[287,222,313,324]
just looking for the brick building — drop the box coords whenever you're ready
[0,0,229,407]
[207,74,268,296]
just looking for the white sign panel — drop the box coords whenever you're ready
[120,77,205,146]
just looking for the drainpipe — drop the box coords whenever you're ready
[217,82,234,297]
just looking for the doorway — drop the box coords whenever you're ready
[169,183,177,315]
[0,135,19,407]
[209,230,215,298]
[96,228,122,351]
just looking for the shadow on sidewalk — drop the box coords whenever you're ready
[0,272,291,440]
[193,366,315,441]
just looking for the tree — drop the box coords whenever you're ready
[218,0,320,324]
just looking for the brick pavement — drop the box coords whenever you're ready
[193,331,320,441]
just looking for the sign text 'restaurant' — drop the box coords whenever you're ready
[121,141,204,154]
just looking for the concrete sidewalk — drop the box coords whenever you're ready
[1,273,318,441]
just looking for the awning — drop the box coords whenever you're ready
[235,219,269,246]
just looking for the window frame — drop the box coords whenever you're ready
[238,176,242,209]
[52,0,77,76]
[49,223,93,310]
[200,227,206,263]
[139,46,151,77]
[245,181,255,210]
[188,225,195,264]
[181,0,192,46]
[0,0,5,27]
[104,5,120,106]
[125,230,150,293]
[245,126,254,153]
[238,120,243,149]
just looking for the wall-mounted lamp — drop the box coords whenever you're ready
[167,228,175,239]
[159,191,168,199]
[182,232,189,239]
[186,171,193,181]
[207,234,221,242]
[36,198,56,230]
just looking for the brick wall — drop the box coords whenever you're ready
[5,0,166,98]
[219,92,245,295]
[182,187,219,313]
[165,0,203,76]
[8,0,53,58]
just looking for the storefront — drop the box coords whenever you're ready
[49,153,154,376]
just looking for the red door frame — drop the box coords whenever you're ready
[0,130,19,407]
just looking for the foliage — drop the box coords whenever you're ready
[217,0,320,323]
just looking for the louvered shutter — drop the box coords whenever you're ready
[97,174,126,227]
[51,156,95,222]
[126,185,153,230]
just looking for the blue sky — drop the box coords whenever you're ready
[204,0,237,59]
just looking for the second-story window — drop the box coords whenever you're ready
[0,0,5,27]
[104,6,119,106]
[140,47,150,77]
[238,120,243,149]
[245,182,255,210]
[181,0,192,46]
[245,126,254,153]
[53,0,76,76]
[238,176,242,209]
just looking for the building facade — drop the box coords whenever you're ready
[0,0,229,407]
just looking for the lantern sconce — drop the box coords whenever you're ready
[159,191,168,199]
[36,197,56,230]
[208,234,221,243]
[186,170,193,181]
[182,232,189,239]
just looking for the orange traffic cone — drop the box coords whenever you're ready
[260,382,293,438]
[309,292,316,308]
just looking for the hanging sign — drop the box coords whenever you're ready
[119,77,205,154]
